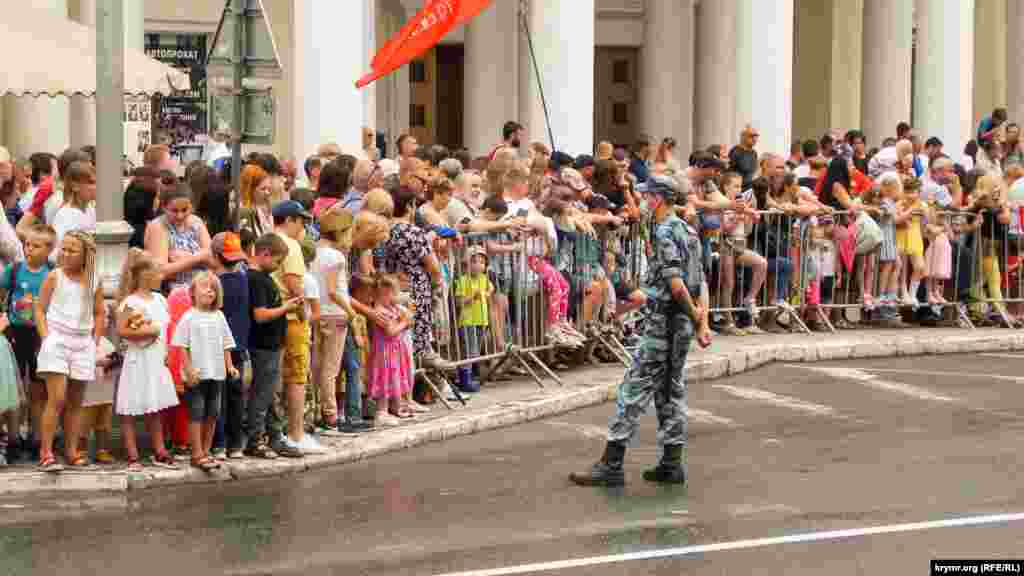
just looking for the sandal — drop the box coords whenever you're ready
[125,458,143,472]
[38,456,64,473]
[66,454,91,468]
[192,457,220,472]
[149,452,179,470]
[392,410,415,419]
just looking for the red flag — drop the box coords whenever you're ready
[357,0,494,89]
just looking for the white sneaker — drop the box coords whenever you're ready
[296,434,328,455]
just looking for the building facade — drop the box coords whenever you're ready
[2,0,1021,163]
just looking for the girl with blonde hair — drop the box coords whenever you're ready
[115,248,179,470]
[34,230,104,471]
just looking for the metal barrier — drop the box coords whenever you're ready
[703,209,808,333]
[699,203,1024,334]
[398,196,1024,411]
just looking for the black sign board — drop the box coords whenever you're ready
[145,33,208,150]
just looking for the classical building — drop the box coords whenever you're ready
[2,0,1020,163]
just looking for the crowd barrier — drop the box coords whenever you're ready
[703,205,1024,333]
[404,203,1024,409]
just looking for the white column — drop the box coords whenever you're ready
[362,0,377,138]
[290,0,368,162]
[69,0,97,149]
[861,0,912,147]
[735,0,793,155]
[4,0,70,158]
[390,3,412,158]
[66,0,142,151]
[464,0,518,156]
[972,0,1006,129]
[519,0,595,155]
[913,0,974,154]
[695,0,737,149]
[641,0,695,154]
[1007,0,1024,122]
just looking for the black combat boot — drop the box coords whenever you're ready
[642,444,686,485]
[569,441,627,486]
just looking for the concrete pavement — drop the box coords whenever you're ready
[2,353,1023,575]
[2,327,1023,495]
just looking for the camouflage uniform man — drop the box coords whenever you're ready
[570,174,711,487]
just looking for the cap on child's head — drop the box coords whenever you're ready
[211,232,246,263]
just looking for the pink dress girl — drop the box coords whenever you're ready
[367,303,413,402]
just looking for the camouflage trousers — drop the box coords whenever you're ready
[607,309,691,455]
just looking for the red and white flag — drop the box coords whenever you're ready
[356,0,494,89]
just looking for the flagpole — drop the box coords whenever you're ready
[519,4,556,151]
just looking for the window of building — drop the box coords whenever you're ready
[410,104,427,128]
[613,60,630,85]
[613,102,629,125]
[411,60,427,83]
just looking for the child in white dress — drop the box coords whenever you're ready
[116,249,179,471]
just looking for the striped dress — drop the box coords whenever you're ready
[878,199,898,263]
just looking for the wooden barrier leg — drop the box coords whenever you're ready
[525,350,564,387]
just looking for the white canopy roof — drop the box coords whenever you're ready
[0,5,190,97]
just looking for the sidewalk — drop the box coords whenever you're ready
[2,327,1021,495]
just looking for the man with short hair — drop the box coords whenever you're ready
[793,140,819,179]
[570,174,711,487]
[270,200,319,457]
[488,121,524,162]
[316,142,342,163]
[729,125,760,189]
[924,137,944,163]
[344,159,373,210]
[629,134,653,183]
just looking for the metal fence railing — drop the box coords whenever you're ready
[401,200,1024,409]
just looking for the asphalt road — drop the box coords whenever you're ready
[2,353,1024,576]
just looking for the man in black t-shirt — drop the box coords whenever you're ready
[244,234,301,459]
[729,125,759,189]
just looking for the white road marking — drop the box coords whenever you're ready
[431,512,1024,576]
[980,353,1024,360]
[544,422,609,441]
[686,408,736,427]
[854,367,1024,383]
[790,365,959,403]
[712,385,841,418]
